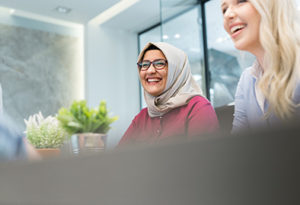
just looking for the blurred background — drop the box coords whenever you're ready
[0,0,299,148]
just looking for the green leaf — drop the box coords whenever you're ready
[56,100,118,135]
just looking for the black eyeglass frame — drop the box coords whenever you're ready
[137,59,168,71]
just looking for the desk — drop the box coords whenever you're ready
[0,124,299,205]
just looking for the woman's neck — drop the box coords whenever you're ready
[251,47,265,72]
[257,55,264,73]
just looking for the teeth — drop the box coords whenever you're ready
[231,25,245,34]
[148,79,160,82]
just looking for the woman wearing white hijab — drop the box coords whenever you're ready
[119,42,218,145]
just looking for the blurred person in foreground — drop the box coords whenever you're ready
[221,0,300,133]
[0,114,39,161]
[118,42,219,146]
[0,83,39,161]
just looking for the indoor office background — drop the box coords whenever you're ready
[0,0,300,148]
[139,0,256,108]
[140,0,300,108]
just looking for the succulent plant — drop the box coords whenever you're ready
[24,112,68,149]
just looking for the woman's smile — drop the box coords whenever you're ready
[229,23,247,38]
[146,77,162,83]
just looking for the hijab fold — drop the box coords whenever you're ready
[138,42,203,117]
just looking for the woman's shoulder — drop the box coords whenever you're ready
[188,95,211,108]
[240,66,255,81]
[236,66,257,91]
[133,107,149,120]
[127,108,150,128]
[184,96,218,125]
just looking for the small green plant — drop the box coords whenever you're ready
[57,100,118,135]
[24,112,68,149]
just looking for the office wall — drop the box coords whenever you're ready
[0,13,140,148]
[0,15,84,132]
[85,25,140,148]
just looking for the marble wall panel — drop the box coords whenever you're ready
[0,23,82,132]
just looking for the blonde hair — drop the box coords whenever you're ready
[249,0,300,119]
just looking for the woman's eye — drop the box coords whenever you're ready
[156,63,164,67]
[141,62,149,68]
[222,7,227,14]
[238,0,247,3]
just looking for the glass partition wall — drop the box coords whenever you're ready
[138,0,254,108]
[160,3,206,95]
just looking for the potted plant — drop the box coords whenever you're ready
[24,112,68,158]
[57,100,118,154]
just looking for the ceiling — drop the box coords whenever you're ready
[0,0,161,32]
[1,0,298,38]
[102,0,160,32]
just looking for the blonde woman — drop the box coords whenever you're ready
[119,42,218,145]
[221,0,300,132]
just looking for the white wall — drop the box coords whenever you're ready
[85,24,140,148]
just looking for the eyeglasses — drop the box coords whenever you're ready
[137,59,167,71]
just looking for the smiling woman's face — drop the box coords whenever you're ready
[221,0,262,54]
[139,49,168,97]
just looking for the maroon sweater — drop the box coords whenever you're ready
[119,96,219,145]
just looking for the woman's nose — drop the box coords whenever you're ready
[224,7,236,20]
[147,64,156,73]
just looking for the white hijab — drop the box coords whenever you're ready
[138,42,203,117]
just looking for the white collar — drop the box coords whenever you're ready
[250,60,265,113]
[250,60,263,80]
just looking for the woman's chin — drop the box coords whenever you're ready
[146,89,163,97]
